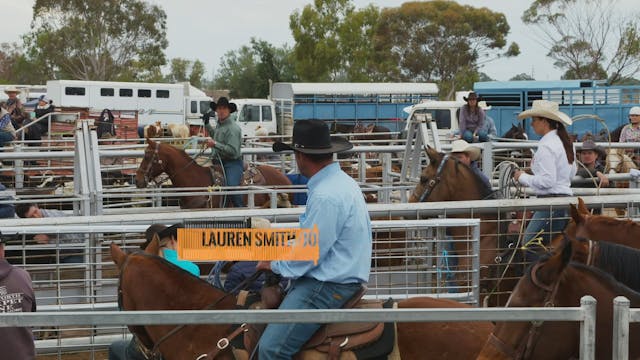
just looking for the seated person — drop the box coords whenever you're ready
[575,139,609,188]
[15,203,84,263]
[450,139,492,190]
[156,224,200,277]
[0,105,16,148]
[458,92,488,143]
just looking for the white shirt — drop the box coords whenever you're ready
[518,130,576,195]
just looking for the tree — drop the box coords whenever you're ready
[374,1,519,99]
[164,58,205,88]
[289,0,381,81]
[24,0,168,81]
[189,60,206,88]
[523,0,640,84]
[510,73,535,81]
[214,39,296,98]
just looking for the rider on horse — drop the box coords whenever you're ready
[203,97,244,207]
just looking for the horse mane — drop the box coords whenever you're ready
[595,241,640,292]
[589,215,636,228]
[132,251,221,290]
[570,261,640,302]
[451,159,493,199]
[159,142,193,163]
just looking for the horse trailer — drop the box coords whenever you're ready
[46,80,212,127]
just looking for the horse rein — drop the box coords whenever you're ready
[141,142,167,186]
[490,261,562,360]
[415,154,450,202]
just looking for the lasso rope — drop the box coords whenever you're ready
[495,160,523,199]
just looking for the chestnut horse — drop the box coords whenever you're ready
[135,139,292,209]
[111,243,493,360]
[409,147,515,306]
[477,240,640,360]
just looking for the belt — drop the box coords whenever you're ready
[537,194,570,198]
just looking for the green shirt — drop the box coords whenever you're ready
[205,113,242,161]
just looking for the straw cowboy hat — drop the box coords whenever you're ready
[517,100,573,126]
[3,86,21,94]
[273,119,352,154]
[451,139,481,161]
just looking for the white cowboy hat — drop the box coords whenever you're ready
[517,100,572,126]
[451,139,481,161]
[478,101,491,110]
[3,86,21,94]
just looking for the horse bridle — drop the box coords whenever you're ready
[488,261,562,360]
[140,142,166,185]
[415,154,450,202]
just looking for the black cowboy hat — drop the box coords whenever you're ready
[463,92,480,102]
[578,139,607,159]
[272,120,353,154]
[216,97,231,109]
[157,223,184,240]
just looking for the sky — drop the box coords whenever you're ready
[1,0,637,83]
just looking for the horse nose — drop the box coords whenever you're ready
[135,178,146,188]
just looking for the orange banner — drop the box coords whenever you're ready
[177,226,319,264]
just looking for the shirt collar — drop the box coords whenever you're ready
[162,248,178,260]
[307,162,339,189]
[540,129,558,143]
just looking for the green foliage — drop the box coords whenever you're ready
[522,0,640,84]
[214,38,296,98]
[374,1,518,99]
[289,0,381,81]
[24,0,168,81]
[510,73,535,81]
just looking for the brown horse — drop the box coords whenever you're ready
[477,240,640,360]
[409,146,515,305]
[135,139,292,209]
[111,242,493,360]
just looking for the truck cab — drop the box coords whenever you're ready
[404,100,464,143]
[232,98,277,137]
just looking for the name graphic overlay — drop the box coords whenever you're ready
[177,226,319,264]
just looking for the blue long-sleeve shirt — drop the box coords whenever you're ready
[271,162,372,284]
[162,249,200,277]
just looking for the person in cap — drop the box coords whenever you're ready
[200,100,217,126]
[459,92,488,143]
[575,139,609,188]
[25,95,55,146]
[513,100,577,247]
[256,120,372,360]
[203,97,244,207]
[4,87,26,130]
[450,139,492,190]
[156,224,200,277]
[620,106,640,162]
[477,101,497,139]
[0,231,37,359]
[0,104,17,147]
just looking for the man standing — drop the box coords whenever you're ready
[203,97,244,207]
[0,231,36,359]
[257,120,372,359]
[4,87,26,130]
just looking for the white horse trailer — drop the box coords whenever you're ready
[46,80,212,126]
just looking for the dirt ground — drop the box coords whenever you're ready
[37,350,108,360]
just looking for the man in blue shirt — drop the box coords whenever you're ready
[256,120,372,359]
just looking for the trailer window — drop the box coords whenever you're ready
[191,101,198,113]
[65,87,86,96]
[138,89,151,98]
[200,101,210,113]
[100,88,114,96]
[262,105,272,121]
[156,90,170,98]
[239,105,260,122]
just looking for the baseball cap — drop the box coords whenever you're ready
[630,106,640,115]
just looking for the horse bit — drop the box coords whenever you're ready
[488,261,562,360]
[415,154,449,202]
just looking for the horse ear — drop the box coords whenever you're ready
[425,146,440,163]
[577,197,589,215]
[570,204,585,224]
[145,234,161,256]
[110,243,127,269]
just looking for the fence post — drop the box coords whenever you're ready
[613,296,630,360]
[580,295,597,360]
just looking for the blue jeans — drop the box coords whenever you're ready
[522,208,568,261]
[462,130,488,143]
[109,339,149,360]
[0,130,13,147]
[258,277,362,360]
[223,159,244,207]
[0,205,15,218]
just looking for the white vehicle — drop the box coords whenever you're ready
[46,80,212,126]
[232,98,277,137]
[404,100,465,143]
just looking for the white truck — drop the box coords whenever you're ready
[46,80,212,127]
[232,98,277,137]
[403,100,464,143]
